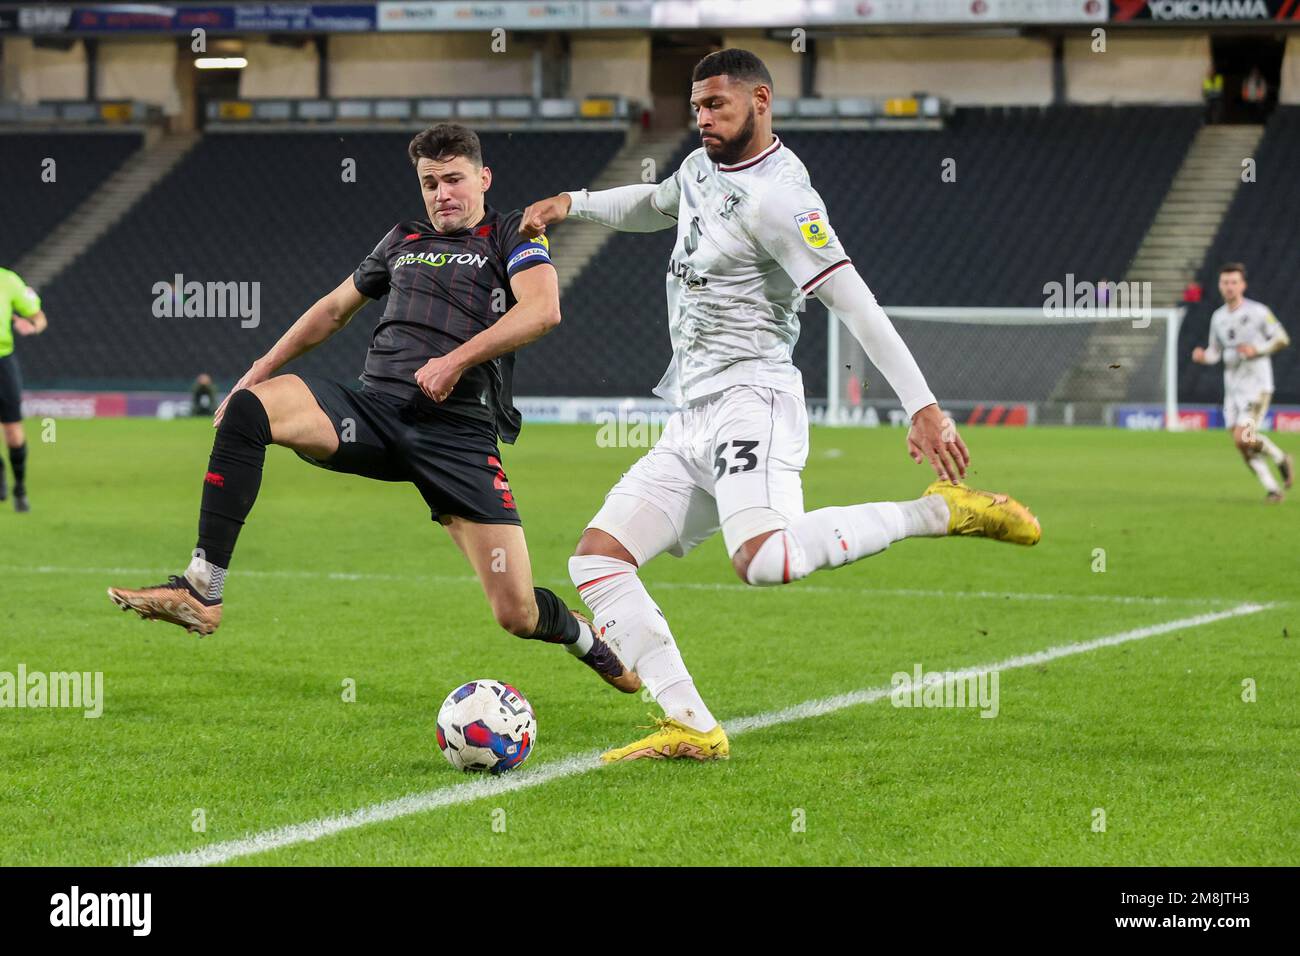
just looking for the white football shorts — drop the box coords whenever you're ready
[1224,389,1272,430]
[587,385,809,563]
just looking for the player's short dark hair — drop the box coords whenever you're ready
[408,123,483,169]
[1219,262,1247,280]
[692,48,773,92]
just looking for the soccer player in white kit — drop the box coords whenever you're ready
[1192,262,1292,501]
[521,49,1041,761]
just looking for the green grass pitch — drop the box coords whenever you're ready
[0,417,1295,866]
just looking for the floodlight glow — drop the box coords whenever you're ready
[195,58,248,70]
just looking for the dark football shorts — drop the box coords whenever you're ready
[0,353,23,424]
[295,375,521,526]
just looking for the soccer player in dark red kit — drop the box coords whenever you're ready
[109,124,639,695]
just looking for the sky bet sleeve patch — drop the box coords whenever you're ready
[795,210,830,249]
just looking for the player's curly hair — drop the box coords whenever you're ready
[692,48,773,91]
[408,123,483,169]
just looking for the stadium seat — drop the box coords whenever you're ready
[22,111,1216,404]
[549,107,1200,399]
[29,130,624,390]
[0,131,142,265]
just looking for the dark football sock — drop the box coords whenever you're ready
[195,390,272,570]
[9,443,26,495]
[528,588,597,657]
[528,587,582,643]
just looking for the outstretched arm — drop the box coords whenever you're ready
[814,268,935,418]
[814,268,968,483]
[750,184,966,483]
[565,184,678,232]
[520,175,679,238]
[415,263,561,403]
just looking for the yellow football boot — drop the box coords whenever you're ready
[924,481,1042,546]
[601,716,730,763]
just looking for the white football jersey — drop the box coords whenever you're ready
[649,135,852,406]
[1208,297,1286,395]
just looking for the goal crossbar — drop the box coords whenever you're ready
[825,306,1186,429]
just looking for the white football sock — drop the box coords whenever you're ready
[569,554,717,732]
[1257,435,1285,465]
[745,497,948,586]
[564,618,595,657]
[184,554,226,602]
[1247,453,1280,494]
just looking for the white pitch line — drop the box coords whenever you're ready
[0,563,1260,608]
[131,601,1272,868]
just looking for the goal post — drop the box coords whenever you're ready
[824,305,1185,429]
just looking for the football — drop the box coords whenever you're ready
[435,679,536,774]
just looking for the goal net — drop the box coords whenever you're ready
[823,306,1185,429]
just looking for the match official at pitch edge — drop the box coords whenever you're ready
[0,266,48,513]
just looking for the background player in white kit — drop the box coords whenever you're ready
[521,49,1041,761]
[1192,263,1292,501]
